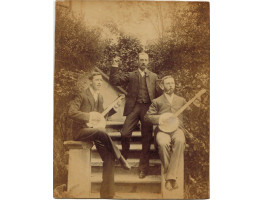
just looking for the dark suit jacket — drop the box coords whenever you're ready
[109,67,160,116]
[68,88,113,139]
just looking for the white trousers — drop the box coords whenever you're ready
[156,128,185,180]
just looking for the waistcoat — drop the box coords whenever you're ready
[137,73,151,103]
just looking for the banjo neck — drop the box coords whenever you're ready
[158,89,206,133]
[174,89,206,117]
[101,94,125,117]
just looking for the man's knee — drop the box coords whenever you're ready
[93,128,109,140]
[173,129,185,144]
[156,133,170,148]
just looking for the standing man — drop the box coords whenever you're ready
[68,72,131,199]
[145,75,199,190]
[109,52,160,179]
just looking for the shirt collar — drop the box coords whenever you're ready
[89,87,100,100]
[138,68,148,77]
[164,93,174,104]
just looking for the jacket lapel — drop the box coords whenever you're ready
[145,70,151,98]
[97,93,104,113]
[162,93,172,107]
[86,88,95,110]
[134,70,139,90]
[134,70,139,81]
[171,94,182,113]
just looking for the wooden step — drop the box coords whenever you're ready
[91,183,161,194]
[91,150,160,160]
[89,192,162,199]
[106,121,124,126]
[91,164,161,176]
[91,158,161,167]
[91,143,156,151]
[91,173,161,184]
[108,131,141,137]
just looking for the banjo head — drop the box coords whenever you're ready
[86,112,106,128]
[158,113,180,133]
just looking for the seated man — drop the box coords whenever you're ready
[145,75,199,191]
[68,71,131,199]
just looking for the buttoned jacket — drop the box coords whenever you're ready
[109,67,160,116]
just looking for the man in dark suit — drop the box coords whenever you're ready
[145,75,199,191]
[68,72,131,199]
[109,52,160,178]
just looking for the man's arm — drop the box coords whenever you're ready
[109,57,129,86]
[144,100,161,125]
[68,94,90,123]
[155,77,162,98]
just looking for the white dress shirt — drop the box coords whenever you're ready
[138,68,147,77]
[89,87,100,102]
[164,93,174,105]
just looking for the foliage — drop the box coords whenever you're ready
[99,34,143,75]
[55,6,104,72]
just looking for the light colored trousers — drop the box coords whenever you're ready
[156,128,185,181]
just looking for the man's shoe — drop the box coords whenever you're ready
[171,180,179,189]
[139,171,147,179]
[165,180,173,191]
[119,155,131,170]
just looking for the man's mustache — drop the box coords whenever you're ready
[165,88,174,93]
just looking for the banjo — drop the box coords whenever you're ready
[86,94,125,128]
[158,89,206,133]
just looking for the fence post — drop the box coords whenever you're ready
[64,141,93,198]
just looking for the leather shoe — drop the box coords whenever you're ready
[119,155,131,170]
[165,180,173,191]
[139,170,147,179]
[171,180,179,189]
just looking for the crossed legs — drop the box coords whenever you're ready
[76,128,120,198]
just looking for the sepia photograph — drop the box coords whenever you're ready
[2,1,263,200]
[53,1,210,199]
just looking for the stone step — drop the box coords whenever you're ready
[91,173,161,184]
[89,192,162,199]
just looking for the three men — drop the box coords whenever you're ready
[145,76,193,191]
[68,72,131,199]
[68,60,199,195]
[109,52,160,178]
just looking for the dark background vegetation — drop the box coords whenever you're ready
[54,2,209,198]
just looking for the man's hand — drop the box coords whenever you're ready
[113,99,122,109]
[112,56,121,67]
[193,96,201,107]
[90,112,102,122]
[159,113,175,125]
[86,112,103,128]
